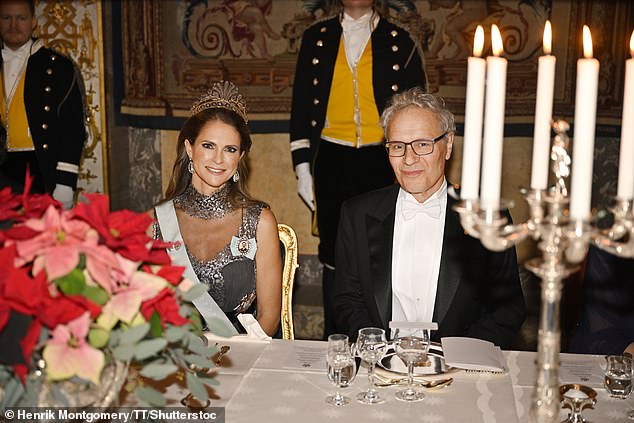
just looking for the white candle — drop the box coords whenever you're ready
[531,21,556,190]
[461,25,486,200]
[570,26,599,221]
[617,31,634,200]
[480,25,507,209]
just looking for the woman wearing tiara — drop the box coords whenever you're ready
[152,81,282,337]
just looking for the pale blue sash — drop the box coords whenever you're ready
[154,201,238,336]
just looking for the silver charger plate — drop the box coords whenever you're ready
[378,343,453,376]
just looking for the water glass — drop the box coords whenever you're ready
[393,327,430,402]
[604,355,633,399]
[325,334,356,406]
[355,327,387,404]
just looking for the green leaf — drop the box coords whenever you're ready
[139,363,178,380]
[112,344,136,361]
[206,317,235,338]
[186,372,209,403]
[163,326,187,343]
[197,375,220,387]
[88,327,110,348]
[134,386,166,407]
[107,329,121,347]
[184,354,213,370]
[81,284,109,305]
[55,268,86,295]
[189,311,203,333]
[135,338,168,360]
[179,305,191,317]
[186,334,213,356]
[149,311,163,338]
[182,284,208,302]
[118,323,150,345]
[78,253,87,269]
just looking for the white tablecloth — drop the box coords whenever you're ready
[126,338,634,422]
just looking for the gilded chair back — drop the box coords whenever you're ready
[278,223,298,340]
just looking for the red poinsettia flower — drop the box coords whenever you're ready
[14,319,42,383]
[0,187,22,222]
[141,264,186,286]
[39,294,102,330]
[17,171,61,221]
[73,194,157,261]
[141,288,189,329]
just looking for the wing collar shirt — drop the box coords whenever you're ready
[341,10,378,68]
[2,39,42,105]
[392,179,448,326]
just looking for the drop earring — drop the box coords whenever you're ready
[233,171,240,182]
[188,159,194,174]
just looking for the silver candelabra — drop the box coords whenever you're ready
[454,120,634,423]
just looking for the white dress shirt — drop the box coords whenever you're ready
[341,11,378,69]
[391,180,448,325]
[2,39,41,106]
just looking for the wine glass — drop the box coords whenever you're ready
[355,327,387,404]
[325,334,357,406]
[393,327,430,402]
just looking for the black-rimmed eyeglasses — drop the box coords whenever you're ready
[384,132,448,157]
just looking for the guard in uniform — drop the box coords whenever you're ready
[0,0,86,208]
[289,0,427,338]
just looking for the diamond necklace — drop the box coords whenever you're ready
[174,183,234,219]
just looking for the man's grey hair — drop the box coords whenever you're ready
[380,88,456,136]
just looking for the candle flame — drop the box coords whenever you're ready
[543,20,552,55]
[582,25,593,59]
[630,30,634,57]
[474,25,484,57]
[491,24,503,56]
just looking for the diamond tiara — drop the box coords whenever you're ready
[190,80,248,123]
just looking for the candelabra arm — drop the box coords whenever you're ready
[593,198,634,258]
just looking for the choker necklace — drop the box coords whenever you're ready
[174,183,234,219]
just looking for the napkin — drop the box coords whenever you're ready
[203,314,271,343]
[441,337,507,373]
[237,313,272,340]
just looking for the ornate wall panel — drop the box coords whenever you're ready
[115,0,632,130]
[36,0,107,193]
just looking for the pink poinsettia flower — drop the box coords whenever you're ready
[97,271,166,330]
[42,312,105,385]
[13,206,91,279]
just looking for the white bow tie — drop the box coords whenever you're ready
[401,197,442,220]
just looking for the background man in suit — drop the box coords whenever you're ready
[569,246,634,356]
[332,89,526,348]
[0,0,86,208]
[289,0,426,338]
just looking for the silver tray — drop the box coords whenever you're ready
[378,343,453,376]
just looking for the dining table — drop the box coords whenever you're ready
[125,336,634,422]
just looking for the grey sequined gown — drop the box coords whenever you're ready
[187,204,263,327]
[154,186,263,331]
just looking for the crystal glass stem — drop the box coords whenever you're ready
[366,361,378,399]
[405,361,416,395]
[332,369,345,406]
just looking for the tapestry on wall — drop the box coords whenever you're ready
[114,0,631,132]
[37,0,107,193]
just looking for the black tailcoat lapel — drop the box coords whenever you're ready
[432,195,464,327]
[365,185,399,331]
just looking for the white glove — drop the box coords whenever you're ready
[52,184,74,209]
[295,162,315,211]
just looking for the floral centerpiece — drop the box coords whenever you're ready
[0,176,219,408]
